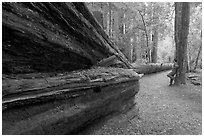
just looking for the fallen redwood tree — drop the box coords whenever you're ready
[132,63,173,74]
[97,55,173,74]
[2,2,132,74]
[2,67,141,135]
[2,2,139,135]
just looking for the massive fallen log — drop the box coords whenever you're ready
[2,2,132,74]
[132,63,172,74]
[2,2,138,135]
[2,67,140,135]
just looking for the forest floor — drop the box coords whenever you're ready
[76,70,202,135]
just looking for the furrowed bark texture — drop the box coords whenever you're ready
[2,67,140,135]
[174,2,190,85]
[2,2,132,74]
[151,26,158,63]
[2,3,138,135]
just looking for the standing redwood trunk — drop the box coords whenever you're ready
[174,2,190,85]
[151,27,158,63]
[194,31,202,70]
[109,2,112,38]
[194,44,202,70]
[186,46,191,72]
[151,6,158,63]
[138,10,150,62]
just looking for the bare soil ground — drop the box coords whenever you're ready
[76,70,202,135]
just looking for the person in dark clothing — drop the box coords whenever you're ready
[167,59,179,86]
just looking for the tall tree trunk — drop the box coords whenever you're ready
[188,47,192,70]
[109,2,112,38]
[185,48,189,72]
[151,27,158,63]
[193,30,202,70]
[123,33,132,62]
[194,44,202,70]
[186,45,190,72]
[138,10,150,62]
[174,2,190,85]
[151,4,159,63]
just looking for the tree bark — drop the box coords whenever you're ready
[186,46,190,72]
[109,2,112,37]
[193,30,202,70]
[132,63,172,74]
[2,67,140,134]
[194,44,202,70]
[2,2,132,74]
[174,2,190,85]
[138,10,150,62]
[151,27,158,63]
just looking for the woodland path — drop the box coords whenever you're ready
[76,71,202,135]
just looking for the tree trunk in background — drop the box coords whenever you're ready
[151,27,158,63]
[174,2,190,85]
[194,31,202,70]
[138,10,150,62]
[127,38,133,62]
[186,46,190,72]
[109,2,112,38]
[194,44,202,70]
[185,49,189,72]
[123,32,132,62]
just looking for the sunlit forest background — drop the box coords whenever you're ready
[86,2,202,70]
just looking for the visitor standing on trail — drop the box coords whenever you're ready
[167,59,179,86]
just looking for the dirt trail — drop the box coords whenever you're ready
[77,71,202,135]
